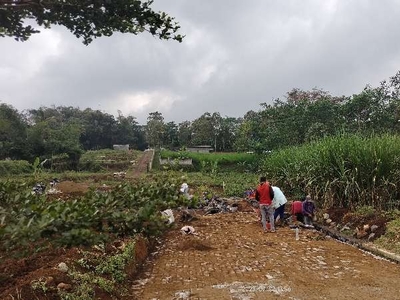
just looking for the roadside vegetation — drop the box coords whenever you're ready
[2,71,400,298]
[160,150,259,173]
[262,134,400,210]
[0,175,192,253]
[0,170,195,299]
[2,141,400,298]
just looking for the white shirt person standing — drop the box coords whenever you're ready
[272,186,288,225]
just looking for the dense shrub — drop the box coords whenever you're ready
[0,174,188,252]
[0,160,32,176]
[79,149,140,172]
[375,217,400,255]
[50,153,74,172]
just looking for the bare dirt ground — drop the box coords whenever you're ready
[134,209,400,300]
[129,150,153,179]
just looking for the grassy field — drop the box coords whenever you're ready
[160,150,259,173]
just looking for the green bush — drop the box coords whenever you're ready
[375,218,400,255]
[50,153,74,172]
[355,205,376,217]
[174,171,258,198]
[79,149,140,172]
[77,159,103,172]
[0,173,188,252]
[0,160,32,176]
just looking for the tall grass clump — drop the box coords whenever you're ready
[262,134,400,210]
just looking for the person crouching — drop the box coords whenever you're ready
[302,195,316,226]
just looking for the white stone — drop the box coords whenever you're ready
[370,225,379,232]
[57,262,68,273]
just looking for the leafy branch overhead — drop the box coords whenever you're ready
[0,0,184,44]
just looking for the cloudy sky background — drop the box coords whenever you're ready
[1,0,400,124]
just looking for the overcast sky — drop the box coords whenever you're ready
[1,0,400,125]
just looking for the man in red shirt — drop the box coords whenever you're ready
[255,176,275,232]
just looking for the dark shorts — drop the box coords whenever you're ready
[293,213,304,223]
[274,204,286,220]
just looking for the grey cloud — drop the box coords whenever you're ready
[1,0,400,125]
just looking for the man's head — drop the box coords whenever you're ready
[260,176,267,183]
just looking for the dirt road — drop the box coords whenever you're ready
[130,149,154,178]
[133,211,400,300]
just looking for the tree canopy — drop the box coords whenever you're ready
[1,71,400,164]
[0,0,184,44]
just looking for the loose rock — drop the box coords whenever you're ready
[370,225,379,232]
[57,262,68,273]
[57,282,72,290]
[368,233,376,241]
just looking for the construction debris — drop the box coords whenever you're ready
[113,172,126,178]
[180,226,195,235]
[161,209,175,225]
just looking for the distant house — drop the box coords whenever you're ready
[113,144,129,150]
[187,145,214,153]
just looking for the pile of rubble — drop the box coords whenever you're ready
[321,213,380,242]
[113,172,126,179]
[32,178,62,195]
[201,196,240,215]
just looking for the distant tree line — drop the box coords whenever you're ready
[237,71,400,153]
[146,71,400,153]
[0,106,147,164]
[1,71,400,165]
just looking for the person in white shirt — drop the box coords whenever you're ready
[272,186,288,226]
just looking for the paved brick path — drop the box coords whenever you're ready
[133,211,400,300]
